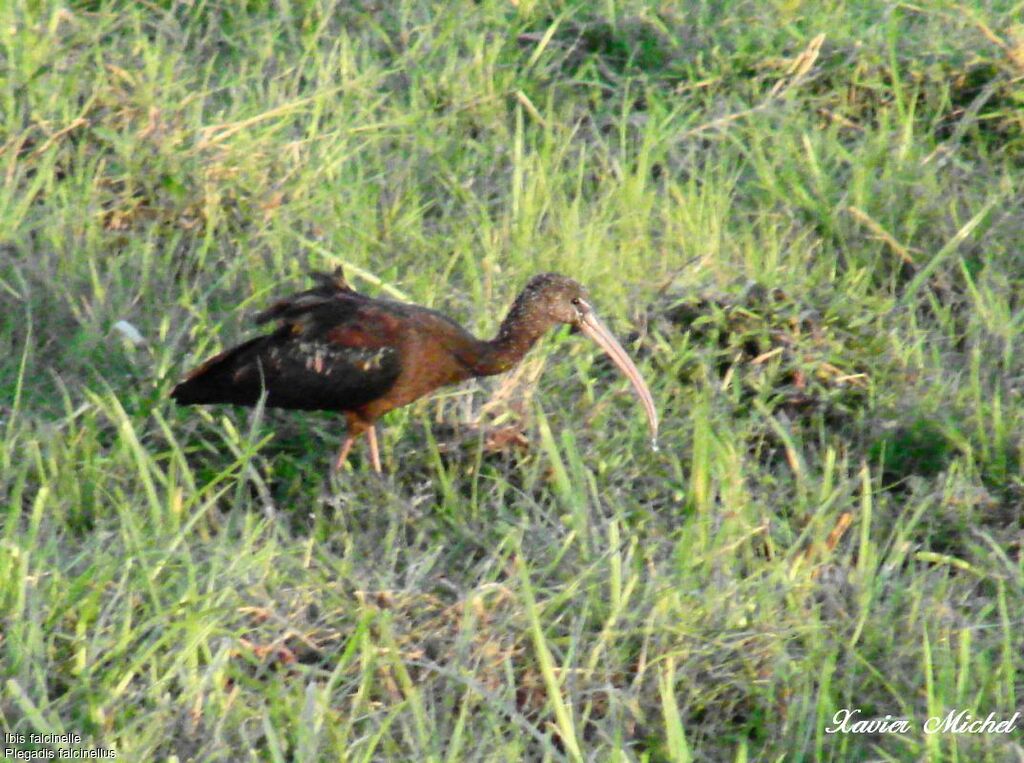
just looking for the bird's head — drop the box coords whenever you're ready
[514,273,659,446]
[520,273,592,326]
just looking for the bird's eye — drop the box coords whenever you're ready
[571,297,581,306]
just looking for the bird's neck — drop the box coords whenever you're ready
[472,299,552,376]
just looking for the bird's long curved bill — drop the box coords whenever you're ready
[578,312,659,447]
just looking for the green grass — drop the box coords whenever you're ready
[3,0,1024,759]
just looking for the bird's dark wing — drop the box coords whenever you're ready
[254,267,356,325]
[173,282,405,412]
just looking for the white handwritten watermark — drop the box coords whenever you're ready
[826,708,1020,735]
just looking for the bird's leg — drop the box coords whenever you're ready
[333,433,358,473]
[366,425,382,474]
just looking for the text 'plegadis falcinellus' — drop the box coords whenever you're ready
[171,269,658,473]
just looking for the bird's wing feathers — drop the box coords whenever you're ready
[174,274,406,412]
[240,297,405,411]
[254,268,356,325]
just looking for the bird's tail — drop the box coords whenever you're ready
[170,337,267,406]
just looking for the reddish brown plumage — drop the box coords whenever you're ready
[172,269,658,473]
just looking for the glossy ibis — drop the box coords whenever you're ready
[171,269,658,473]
